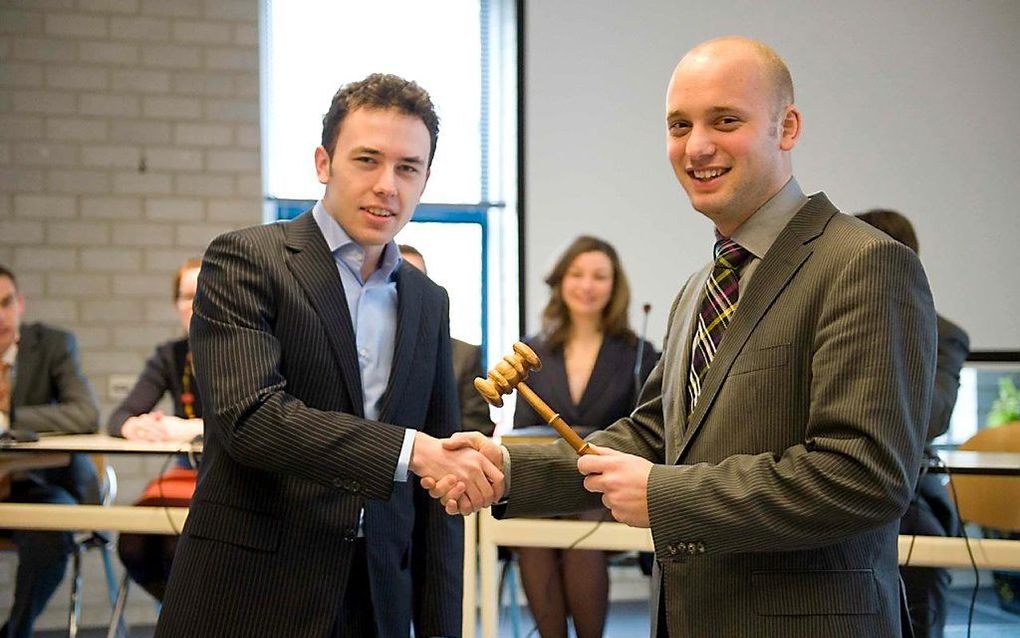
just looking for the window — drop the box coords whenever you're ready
[937,352,1020,446]
[261,0,519,424]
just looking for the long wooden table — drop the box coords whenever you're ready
[0,433,479,638]
[8,433,1020,638]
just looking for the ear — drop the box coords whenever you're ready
[779,105,801,151]
[314,145,332,185]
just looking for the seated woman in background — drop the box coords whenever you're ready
[108,258,203,601]
[513,236,658,638]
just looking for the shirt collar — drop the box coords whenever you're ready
[312,200,402,283]
[2,341,17,367]
[729,177,808,260]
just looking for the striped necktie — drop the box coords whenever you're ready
[687,237,752,412]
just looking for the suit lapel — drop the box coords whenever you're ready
[545,347,575,421]
[576,337,613,417]
[283,212,365,416]
[664,269,708,453]
[378,265,423,422]
[674,195,838,462]
[12,324,39,407]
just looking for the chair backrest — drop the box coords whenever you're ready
[90,453,117,506]
[949,421,1020,531]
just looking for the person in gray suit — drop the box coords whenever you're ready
[428,37,937,637]
[155,75,501,638]
[0,265,99,638]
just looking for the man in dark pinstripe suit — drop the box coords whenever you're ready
[430,37,937,637]
[155,75,501,638]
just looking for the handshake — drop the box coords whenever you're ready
[408,431,656,528]
[409,432,504,516]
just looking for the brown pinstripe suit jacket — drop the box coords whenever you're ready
[156,212,463,638]
[499,194,937,637]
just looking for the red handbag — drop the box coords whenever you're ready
[136,467,197,507]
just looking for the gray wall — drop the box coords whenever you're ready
[524,0,1020,350]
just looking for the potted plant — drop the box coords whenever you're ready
[988,377,1020,427]
[986,376,1020,614]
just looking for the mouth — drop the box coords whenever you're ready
[687,167,730,182]
[362,206,395,219]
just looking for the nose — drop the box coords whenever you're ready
[373,166,397,198]
[685,123,716,164]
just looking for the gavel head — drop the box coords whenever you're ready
[473,342,542,408]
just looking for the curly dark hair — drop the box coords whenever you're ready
[321,73,440,167]
[540,235,636,350]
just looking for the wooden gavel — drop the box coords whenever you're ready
[474,342,595,456]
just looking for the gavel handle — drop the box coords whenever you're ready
[515,383,595,456]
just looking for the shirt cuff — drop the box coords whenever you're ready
[499,444,511,501]
[394,428,417,482]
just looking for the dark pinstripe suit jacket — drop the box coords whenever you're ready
[156,212,463,638]
[499,194,937,637]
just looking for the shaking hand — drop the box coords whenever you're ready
[410,431,503,514]
[420,432,504,515]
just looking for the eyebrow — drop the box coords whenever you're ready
[351,146,425,166]
[667,105,748,121]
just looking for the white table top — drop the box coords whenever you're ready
[0,432,202,455]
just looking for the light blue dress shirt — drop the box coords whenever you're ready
[313,202,415,483]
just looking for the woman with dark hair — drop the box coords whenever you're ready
[513,236,658,638]
[108,258,203,601]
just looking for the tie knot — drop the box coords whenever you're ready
[713,238,751,272]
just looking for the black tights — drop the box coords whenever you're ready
[116,533,178,602]
[516,510,610,638]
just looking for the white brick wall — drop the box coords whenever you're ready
[0,0,261,630]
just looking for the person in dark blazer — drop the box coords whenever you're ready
[428,37,937,637]
[398,244,495,437]
[856,209,971,638]
[511,236,657,638]
[0,265,99,638]
[452,340,494,435]
[155,75,500,638]
[108,258,204,602]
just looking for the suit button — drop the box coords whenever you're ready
[696,542,706,554]
[349,481,360,493]
[333,478,344,488]
[667,545,677,555]
[342,528,358,542]
[687,542,697,555]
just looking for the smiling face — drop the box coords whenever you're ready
[0,275,25,355]
[666,39,800,235]
[314,107,431,263]
[561,250,615,322]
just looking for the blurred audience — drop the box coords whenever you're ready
[107,258,204,602]
[399,244,494,436]
[512,236,658,638]
[855,209,969,638]
[1,264,99,638]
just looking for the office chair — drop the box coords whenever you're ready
[0,454,120,636]
[68,454,121,638]
[949,421,1020,531]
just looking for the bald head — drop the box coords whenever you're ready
[665,36,802,233]
[678,36,794,125]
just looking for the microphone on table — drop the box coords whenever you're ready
[634,303,652,402]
